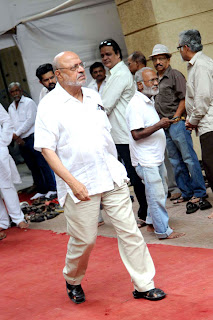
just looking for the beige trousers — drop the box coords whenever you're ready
[63,182,155,292]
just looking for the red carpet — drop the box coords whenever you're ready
[1,228,213,320]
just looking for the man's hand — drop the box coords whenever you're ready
[13,134,25,146]
[185,119,197,131]
[159,117,174,129]
[70,179,91,201]
[13,133,19,140]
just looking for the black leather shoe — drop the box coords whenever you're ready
[133,288,166,301]
[66,282,85,304]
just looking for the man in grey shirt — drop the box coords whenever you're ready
[178,29,213,215]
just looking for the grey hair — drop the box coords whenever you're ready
[135,67,153,83]
[179,29,203,52]
[8,82,21,92]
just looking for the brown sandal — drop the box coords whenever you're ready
[0,231,6,240]
[173,196,191,204]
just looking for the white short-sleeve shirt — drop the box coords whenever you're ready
[126,91,166,167]
[34,83,128,206]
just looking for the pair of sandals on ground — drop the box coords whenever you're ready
[173,195,212,214]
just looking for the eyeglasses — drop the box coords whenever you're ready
[57,62,86,72]
[142,77,159,84]
[177,45,183,50]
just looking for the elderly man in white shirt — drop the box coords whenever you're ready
[34,51,166,304]
[99,39,148,227]
[126,68,184,239]
[0,103,28,233]
[8,82,57,200]
[126,67,185,240]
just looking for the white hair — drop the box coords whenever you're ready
[8,82,21,92]
[135,67,153,83]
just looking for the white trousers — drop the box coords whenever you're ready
[0,185,24,229]
[63,182,155,292]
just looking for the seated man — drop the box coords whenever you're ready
[0,103,28,232]
[126,67,185,239]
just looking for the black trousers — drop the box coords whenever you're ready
[200,131,213,192]
[116,144,147,221]
[20,134,56,194]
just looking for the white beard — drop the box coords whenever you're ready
[143,85,159,97]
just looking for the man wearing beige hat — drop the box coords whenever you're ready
[150,44,210,214]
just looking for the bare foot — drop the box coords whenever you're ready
[160,232,185,240]
[137,219,146,228]
[0,231,6,240]
[147,224,155,232]
[190,197,200,203]
[208,212,213,219]
[147,225,175,232]
[18,221,29,229]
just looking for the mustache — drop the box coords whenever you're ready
[77,72,85,80]
[156,64,163,68]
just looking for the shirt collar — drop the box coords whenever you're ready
[94,75,108,86]
[54,82,91,103]
[137,90,154,104]
[188,51,202,66]
[11,95,24,109]
[158,65,171,79]
[109,61,124,75]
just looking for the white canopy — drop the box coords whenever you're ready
[0,0,127,103]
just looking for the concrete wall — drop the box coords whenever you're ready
[115,0,213,158]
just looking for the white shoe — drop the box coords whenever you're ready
[30,193,46,200]
[45,191,57,199]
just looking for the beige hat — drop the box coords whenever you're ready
[149,44,172,58]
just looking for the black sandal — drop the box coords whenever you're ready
[199,199,212,211]
[133,288,166,301]
[30,214,45,222]
[186,201,199,214]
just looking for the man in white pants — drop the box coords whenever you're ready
[34,51,166,304]
[0,104,28,232]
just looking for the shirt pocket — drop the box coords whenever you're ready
[186,82,194,98]
[19,110,26,122]
[160,87,173,104]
